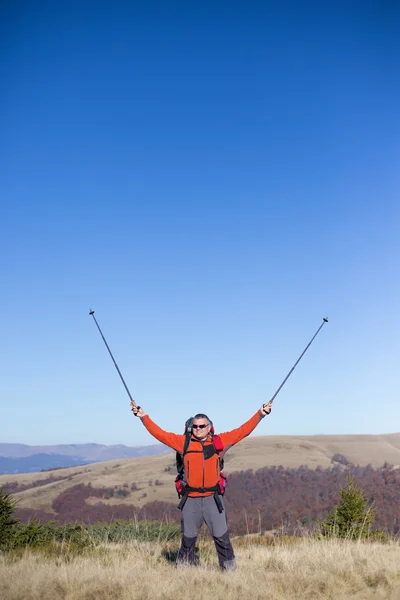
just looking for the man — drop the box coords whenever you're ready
[131,400,272,570]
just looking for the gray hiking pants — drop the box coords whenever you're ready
[177,495,236,570]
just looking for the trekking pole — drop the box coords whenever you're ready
[89,310,139,409]
[268,317,328,405]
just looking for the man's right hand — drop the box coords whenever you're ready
[261,400,272,415]
[130,401,146,418]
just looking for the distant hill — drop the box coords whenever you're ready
[0,443,170,474]
[0,453,90,474]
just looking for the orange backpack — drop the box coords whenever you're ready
[175,417,227,512]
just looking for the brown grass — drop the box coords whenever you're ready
[1,432,400,513]
[1,538,400,599]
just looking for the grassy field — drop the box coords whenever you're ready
[1,432,400,513]
[1,537,400,599]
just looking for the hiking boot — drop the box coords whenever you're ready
[221,558,236,571]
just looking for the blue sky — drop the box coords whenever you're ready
[1,2,399,446]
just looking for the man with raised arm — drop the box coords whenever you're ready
[131,401,272,570]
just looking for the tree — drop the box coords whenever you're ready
[319,475,376,539]
[0,489,19,549]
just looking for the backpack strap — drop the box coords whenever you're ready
[183,430,192,455]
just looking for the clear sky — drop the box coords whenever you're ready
[1,1,399,447]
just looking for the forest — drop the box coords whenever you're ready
[9,462,400,536]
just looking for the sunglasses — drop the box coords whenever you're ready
[192,424,209,429]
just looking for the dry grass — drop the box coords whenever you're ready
[2,432,400,513]
[1,538,400,599]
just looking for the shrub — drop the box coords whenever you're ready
[5,520,92,550]
[88,520,180,544]
[318,475,378,540]
[0,489,19,550]
[332,453,351,466]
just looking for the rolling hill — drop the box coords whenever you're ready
[1,432,399,517]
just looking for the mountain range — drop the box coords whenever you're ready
[0,443,170,474]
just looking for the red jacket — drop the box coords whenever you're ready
[141,410,265,497]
